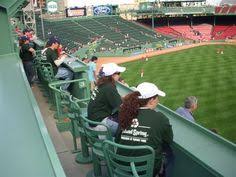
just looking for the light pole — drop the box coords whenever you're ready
[39,0,45,40]
[152,0,157,30]
[152,2,154,30]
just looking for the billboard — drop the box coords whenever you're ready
[93,5,113,15]
[66,7,87,17]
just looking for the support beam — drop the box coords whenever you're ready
[0,7,14,55]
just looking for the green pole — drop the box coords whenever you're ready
[152,5,154,30]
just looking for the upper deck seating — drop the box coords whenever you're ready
[228,5,236,14]
[215,6,222,13]
[221,6,230,14]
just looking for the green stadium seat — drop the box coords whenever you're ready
[81,116,113,177]
[102,140,155,177]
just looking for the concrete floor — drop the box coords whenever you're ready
[32,85,92,177]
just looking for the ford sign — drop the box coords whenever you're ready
[93,6,112,15]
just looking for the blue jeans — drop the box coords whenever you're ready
[23,61,35,86]
[92,118,119,139]
[163,144,175,177]
[55,67,73,90]
[104,118,118,137]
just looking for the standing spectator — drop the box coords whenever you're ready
[22,29,36,49]
[116,82,174,177]
[87,63,126,136]
[87,56,98,90]
[19,36,36,87]
[176,96,198,122]
[140,68,144,78]
[45,37,73,91]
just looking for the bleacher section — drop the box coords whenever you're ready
[212,25,236,40]
[192,24,212,41]
[36,16,168,54]
[158,25,212,41]
[155,26,182,38]
[228,5,236,14]
[156,24,236,41]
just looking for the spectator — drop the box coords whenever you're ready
[176,96,198,122]
[81,57,89,63]
[19,36,36,87]
[45,37,73,91]
[116,82,174,177]
[87,56,98,90]
[87,63,126,136]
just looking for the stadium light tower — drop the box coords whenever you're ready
[152,0,158,30]
[22,0,36,32]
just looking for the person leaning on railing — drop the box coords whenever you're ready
[116,82,174,177]
[45,37,73,91]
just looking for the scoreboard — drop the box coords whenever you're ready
[65,7,86,17]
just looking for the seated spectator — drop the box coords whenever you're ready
[19,36,36,87]
[176,96,198,122]
[45,37,73,91]
[87,63,126,136]
[116,82,174,177]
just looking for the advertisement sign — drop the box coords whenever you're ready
[66,7,87,17]
[47,1,58,13]
[93,5,113,16]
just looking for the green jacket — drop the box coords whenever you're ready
[87,83,122,122]
[116,108,173,171]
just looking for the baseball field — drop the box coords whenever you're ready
[121,44,236,143]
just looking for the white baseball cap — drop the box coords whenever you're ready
[102,63,126,76]
[136,82,166,99]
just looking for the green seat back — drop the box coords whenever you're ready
[68,95,89,129]
[81,116,113,156]
[102,140,155,177]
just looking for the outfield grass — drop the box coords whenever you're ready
[121,45,236,143]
